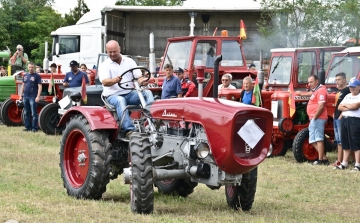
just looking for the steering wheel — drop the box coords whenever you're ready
[118,66,151,90]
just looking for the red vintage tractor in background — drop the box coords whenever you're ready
[292,46,360,162]
[58,56,273,214]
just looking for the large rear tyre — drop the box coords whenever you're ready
[154,179,198,197]
[1,98,22,126]
[21,101,47,128]
[60,115,112,199]
[129,132,154,214]
[39,103,64,135]
[225,167,258,211]
[292,128,332,162]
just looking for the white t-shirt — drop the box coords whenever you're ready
[340,93,360,117]
[218,84,236,90]
[99,56,141,97]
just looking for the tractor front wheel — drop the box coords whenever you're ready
[39,103,64,135]
[1,98,22,126]
[225,166,258,211]
[129,133,154,214]
[60,115,112,199]
[154,179,198,197]
[268,139,289,157]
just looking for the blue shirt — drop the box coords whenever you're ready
[23,72,41,97]
[242,89,253,105]
[161,75,182,99]
[64,70,89,88]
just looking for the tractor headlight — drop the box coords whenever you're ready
[194,142,210,159]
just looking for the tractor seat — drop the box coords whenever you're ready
[231,80,243,89]
[101,94,116,111]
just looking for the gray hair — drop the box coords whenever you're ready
[16,44,23,50]
[222,73,232,81]
[243,76,252,83]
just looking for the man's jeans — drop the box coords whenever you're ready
[23,97,38,130]
[107,90,154,132]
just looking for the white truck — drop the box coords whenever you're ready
[49,5,262,72]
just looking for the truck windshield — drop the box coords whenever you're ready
[326,55,360,83]
[194,40,217,68]
[221,40,244,66]
[163,41,192,70]
[268,56,292,84]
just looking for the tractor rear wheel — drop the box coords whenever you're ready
[225,166,258,211]
[60,115,112,199]
[39,103,64,135]
[129,133,154,214]
[154,179,198,197]
[1,98,22,126]
[292,127,333,162]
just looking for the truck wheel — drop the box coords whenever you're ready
[21,101,48,128]
[268,139,288,157]
[39,103,65,135]
[129,132,154,214]
[60,115,112,199]
[154,179,198,197]
[1,98,22,126]
[225,166,258,211]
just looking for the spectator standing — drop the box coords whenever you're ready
[50,63,57,73]
[10,44,28,70]
[332,72,350,166]
[0,66,7,77]
[248,63,256,71]
[218,73,236,91]
[336,78,360,170]
[298,74,328,165]
[240,76,254,105]
[99,40,154,139]
[155,56,164,77]
[174,67,195,97]
[63,60,89,88]
[80,63,87,72]
[19,62,42,132]
[161,64,182,99]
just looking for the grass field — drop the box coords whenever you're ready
[1,125,360,223]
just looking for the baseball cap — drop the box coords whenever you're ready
[174,67,184,73]
[349,78,360,87]
[50,63,57,68]
[69,60,79,67]
[248,63,256,68]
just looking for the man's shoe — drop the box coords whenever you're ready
[125,131,134,140]
[23,128,30,132]
[313,160,322,165]
[322,159,330,166]
[334,164,348,170]
[32,129,38,132]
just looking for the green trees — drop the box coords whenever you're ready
[64,0,90,26]
[115,0,183,6]
[255,0,360,48]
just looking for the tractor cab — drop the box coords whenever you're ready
[266,46,345,157]
[155,35,257,98]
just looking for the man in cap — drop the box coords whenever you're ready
[63,60,89,88]
[336,78,360,171]
[174,67,195,97]
[10,44,28,69]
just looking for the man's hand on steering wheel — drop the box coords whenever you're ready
[138,77,148,86]
[118,67,151,90]
[114,76,122,84]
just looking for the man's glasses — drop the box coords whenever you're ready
[222,79,229,81]
[17,48,22,50]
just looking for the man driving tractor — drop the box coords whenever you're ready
[98,40,154,139]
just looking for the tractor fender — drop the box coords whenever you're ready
[58,106,119,140]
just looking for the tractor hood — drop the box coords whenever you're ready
[146,98,273,174]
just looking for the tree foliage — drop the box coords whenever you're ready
[255,0,358,49]
[63,0,90,26]
[115,0,183,6]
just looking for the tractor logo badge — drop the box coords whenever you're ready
[162,110,177,117]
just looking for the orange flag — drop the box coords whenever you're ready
[240,20,247,40]
[289,81,296,117]
[81,75,87,104]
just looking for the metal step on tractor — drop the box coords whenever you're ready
[58,56,273,214]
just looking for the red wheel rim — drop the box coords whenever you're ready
[226,186,236,198]
[271,140,284,156]
[64,129,90,188]
[7,103,21,123]
[302,138,318,161]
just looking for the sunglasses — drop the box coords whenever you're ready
[222,79,229,81]
[17,48,22,50]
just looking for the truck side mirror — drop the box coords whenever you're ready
[55,43,60,57]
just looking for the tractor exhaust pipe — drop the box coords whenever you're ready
[258,50,265,90]
[319,50,325,85]
[149,33,156,76]
[43,41,49,73]
[189,12,197,36]
[213,55,222,98]
[123,168,189,184]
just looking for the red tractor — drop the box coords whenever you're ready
[292,46,360,162]
[58,56,273,214]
